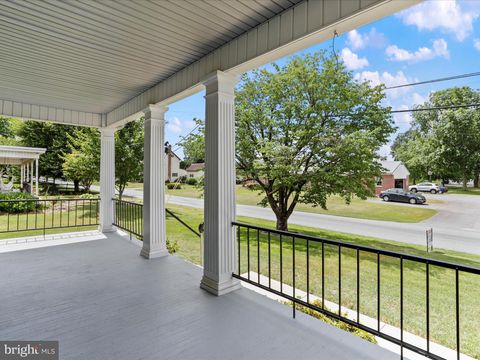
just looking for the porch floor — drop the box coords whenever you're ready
[0,232,397,360]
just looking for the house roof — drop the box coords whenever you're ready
[380,161,401,174]
[0,145,46,164]
[186,163,205,172]
[381,160,410,179]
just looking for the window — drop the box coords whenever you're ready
[375,176,382,186]
[172,172,178,177]
[190,174,194,178]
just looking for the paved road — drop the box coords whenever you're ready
[97,186,480,255]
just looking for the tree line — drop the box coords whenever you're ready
[0,117,144,198]
[392,87,480,190]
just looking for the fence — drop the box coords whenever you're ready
[232,221,480,360]
[0,198,99,234]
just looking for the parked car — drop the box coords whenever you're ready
[409,183,441,194]
[379,188,426,204]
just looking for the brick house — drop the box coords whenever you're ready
[375,161,410,195]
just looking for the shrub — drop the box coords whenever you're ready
[186,177,198,186]
[166,239,179,254]
[167,183,181,190]
[0,192,40,213]
[179,175,187,183]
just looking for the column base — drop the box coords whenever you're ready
[200,275,241,296]
[140,246,169,259]
[99,225,116,233]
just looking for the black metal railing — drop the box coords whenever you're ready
[113,198,144,240]
[112,198,201,240]
[0,198,99,234]
[232,221,480,360]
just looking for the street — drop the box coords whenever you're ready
[109,186,480,255]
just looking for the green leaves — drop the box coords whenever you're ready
[236,51,393,229]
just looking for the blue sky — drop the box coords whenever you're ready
[165,0,480,160]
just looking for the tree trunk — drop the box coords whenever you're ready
[275,214,289,231]
[463,177,468,191]
[474,173,479,188]
[74,180,80,193]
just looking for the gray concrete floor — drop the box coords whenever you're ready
[0,232,396,360]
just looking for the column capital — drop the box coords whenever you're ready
[203,71,238,95]
[143,104,168,119]
[99,127,116,137]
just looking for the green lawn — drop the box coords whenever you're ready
[447,187,480,196]
[164,184,437,223]
[161,205,480,358]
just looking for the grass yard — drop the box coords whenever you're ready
[447,187,480,196]
[164,184,437,223]
[162,204,480,358]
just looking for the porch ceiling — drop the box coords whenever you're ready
[0,0,301,115]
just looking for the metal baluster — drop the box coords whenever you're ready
[280,234,283,293]
[377,252,381,333]
[268,231,271,289]
[400,257,404,358]
[322,241,325,310]
[237,225,241,276]
[426,262,430,354]
[75,199,78,226]
[306,239,309,304]
[293,236,296,319]
[357,249,360,324]
[60,199,62,227]
[339,245,342,315]
[456,268,460,360]
[247,227,250,281]
[257,229,260,284]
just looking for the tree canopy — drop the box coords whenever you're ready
[236,52,394,230]
[392,87,480,188]
[177,117,205,166]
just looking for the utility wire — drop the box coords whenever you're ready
[390,103,480,113]
[385,71,480,90]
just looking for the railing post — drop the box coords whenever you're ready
[99,128,116,233]
[200,71,240,295]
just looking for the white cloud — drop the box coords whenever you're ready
[398,0,479,41]
[378,144,393,160]
[166,117,182,134]
[386,38,449,63]
[340,48,369,70]
[354,70,416,98]
[474,38,480,50]
[346,28,387,50]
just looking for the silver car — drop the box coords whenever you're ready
[409,182,440,194]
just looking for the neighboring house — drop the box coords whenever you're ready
[165,147,186,182]
[375,161,410,195]
[186,162,205,179]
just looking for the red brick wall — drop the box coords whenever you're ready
[375,174,395,195]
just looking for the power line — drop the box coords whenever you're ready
[385,71,480,90]
[390,103,480,113]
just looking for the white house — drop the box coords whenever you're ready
[165,147,186,182]
[186,162,205,179]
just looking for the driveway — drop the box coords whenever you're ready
[97,186,480,255]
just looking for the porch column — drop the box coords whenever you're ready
[200,71,240,296]
[30,161,33,193]
[20,164,23,185]
[99,128,116,233]
[140,104,168,259]
[35,159,39,196]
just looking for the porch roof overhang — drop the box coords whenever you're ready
[0,145,46,165]
[0,0,418,128]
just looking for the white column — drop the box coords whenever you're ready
[30,161,33,193]
[200,71,240,296]
[20,164,23,185]
[35,159,39,196]
[99,128,116,233]
[141,104,168,259]
[26,163,29,184]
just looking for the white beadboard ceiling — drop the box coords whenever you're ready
[0,0,302,114]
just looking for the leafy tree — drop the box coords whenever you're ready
[177,118,205,166]
[393,87,480,189]
[17,121,76,182]
[0,116,15,138]
[63,128,100,192]
[115,119,144,199]
[236,52,394,230]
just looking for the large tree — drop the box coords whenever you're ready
[236,52,394,230]
[115,119,144,199]
[177,117,205,166]
[392,87,480,189]
[63,128,101,192]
